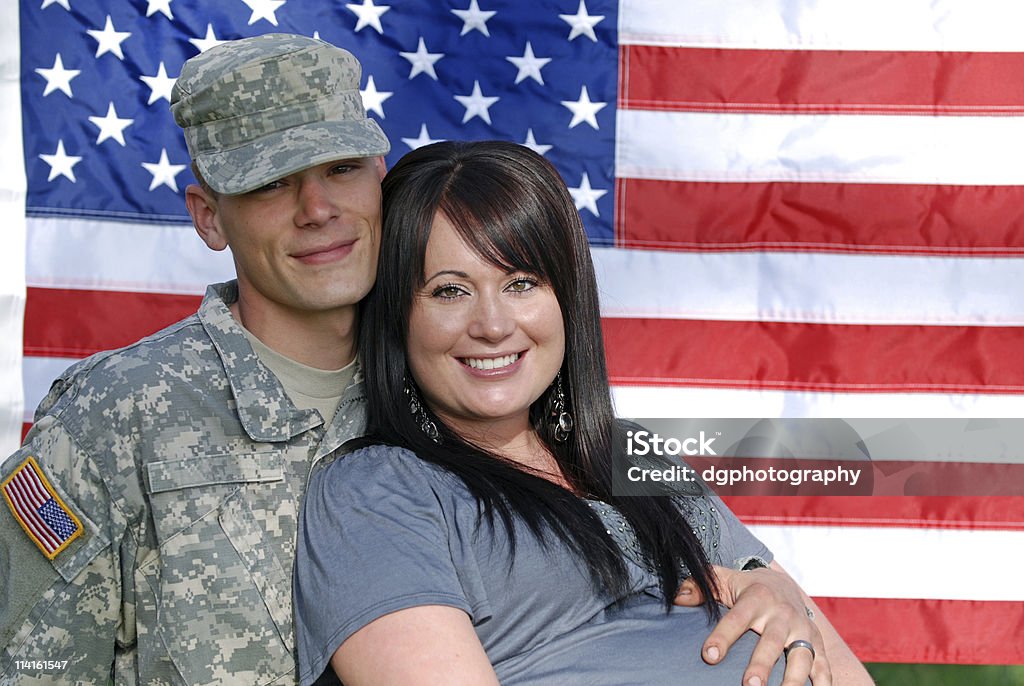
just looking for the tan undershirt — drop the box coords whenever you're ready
[241,327,355,425]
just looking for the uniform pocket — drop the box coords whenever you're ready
[144,450,283,542]
[141,450,295,684]
[146,451,284,492]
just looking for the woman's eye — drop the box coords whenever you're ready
[432,284,464,299]
[507,278,537,293]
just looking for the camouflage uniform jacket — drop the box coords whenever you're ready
[0,281,367,685]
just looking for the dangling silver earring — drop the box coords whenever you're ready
[404,378,440,443]
[550,372,574,443]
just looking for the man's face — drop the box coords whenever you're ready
[192,156,386,320]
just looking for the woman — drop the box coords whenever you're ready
[293,141,868,685]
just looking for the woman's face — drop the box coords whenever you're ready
[406,212,565,440]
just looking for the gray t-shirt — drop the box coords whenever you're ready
[294,445,787,685]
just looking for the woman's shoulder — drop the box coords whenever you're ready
[315,440,466,496]
[338,440,422,466]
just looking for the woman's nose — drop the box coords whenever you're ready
[467,294,515,342]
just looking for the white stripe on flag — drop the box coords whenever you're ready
[22,356,1024,425]
[620,0,1024,51]
[617,110,1024,186]
[0,293,23,458]
[27,216,234,294]
[610,385,1024,420]
[753,524,1024,601]
[22,356,79,425]
[0,0,25,459]
[591,247,1024,325]
[26,218,1024,327]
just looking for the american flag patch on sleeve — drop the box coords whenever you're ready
[2,456,83,559]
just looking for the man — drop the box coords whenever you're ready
[1,33,388,684]
[2,32,852,686]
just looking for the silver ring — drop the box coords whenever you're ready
[784,639,816,661]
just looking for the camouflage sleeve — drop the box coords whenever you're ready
[1,416,124,684]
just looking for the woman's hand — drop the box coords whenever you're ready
[675,563,830,686]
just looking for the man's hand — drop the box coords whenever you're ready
[675,565,830,686]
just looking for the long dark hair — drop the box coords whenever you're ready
[360,140,717,613]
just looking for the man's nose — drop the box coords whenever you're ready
[295,176,339,227]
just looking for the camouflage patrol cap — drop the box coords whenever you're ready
[171,33,390,195]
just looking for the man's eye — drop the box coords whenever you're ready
[251,180,284,194]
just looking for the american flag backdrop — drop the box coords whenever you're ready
[4,0,1024,665]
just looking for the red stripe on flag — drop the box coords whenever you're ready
[687,459,1024,498]
[21,463,50,504]
[24,287,202,358]
[726,496,1024,531]
[603,318,1024,394]
[18,425,1024,529]
[815,597,1024,664]
[616,179,1024,255]
[621,46,1024,115]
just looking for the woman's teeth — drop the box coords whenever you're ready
[463,353,520,370]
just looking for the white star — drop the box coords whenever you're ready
[346,0,390,34]
[360,76,393,118]
[561,85,606,129]
[140,62,176,105]
[522,129,552,156]
[141,149,187,192]
[88,103,134,146]
[240,0,286,25]
[146,0,173,19]
[87,16,131,60]
[454,80,499,125]
[40,0,70,9]
[506,41,551,85]
[568,172,607,217]
[452,0,495,37]
[189,24,225,54]
[35,54,80,98]
[400,38,444,80]
[559,0,604,42]
[401,124,444,151]
[39,140,82,182]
